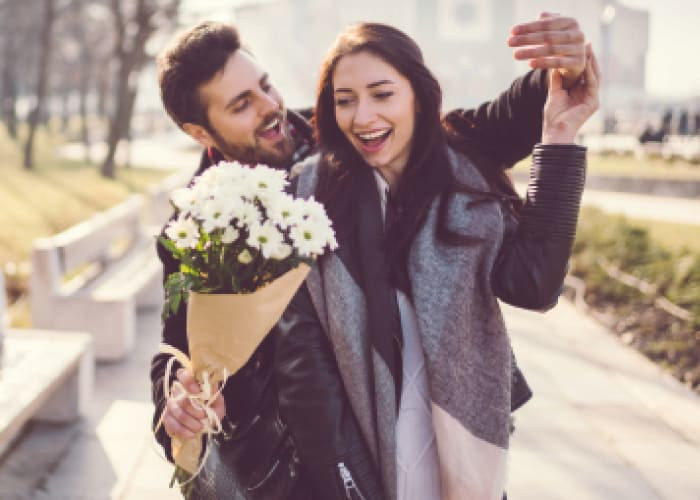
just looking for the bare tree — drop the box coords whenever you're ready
[100,0,179,178]
[23,0,57,169]
[0,0,21,139]
[53,0,114,163]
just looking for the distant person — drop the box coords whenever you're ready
[678,110,690,136]
[151,14,590,499]
[662,109,673,137]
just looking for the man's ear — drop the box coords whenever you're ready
[183,122,216,149]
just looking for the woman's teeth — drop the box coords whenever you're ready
[358,129,391,144]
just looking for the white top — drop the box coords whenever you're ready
[374,171,442,500]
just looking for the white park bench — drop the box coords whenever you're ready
[0,272,93,457]
[29,194,162,361]
[146,168,195,228]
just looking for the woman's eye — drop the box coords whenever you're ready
[335,98,352,107]
[374,91,393,100]
[262,82,272,93]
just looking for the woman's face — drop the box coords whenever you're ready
[332,50,416,179]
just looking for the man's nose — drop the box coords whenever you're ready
[258,91,280,115]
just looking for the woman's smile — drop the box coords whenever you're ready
[354,128,393,153]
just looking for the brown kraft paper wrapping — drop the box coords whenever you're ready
[172,263,311,474]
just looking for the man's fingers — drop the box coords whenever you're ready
[508,30,585,47]
[513,43,584,60]
[529,55,583,70]
[163,414,196,439]
[163,410,199,439]
[167,399,204,434]
[176,368,201,394]
[511,16,579,36]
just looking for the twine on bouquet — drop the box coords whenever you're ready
[154,343,228,485]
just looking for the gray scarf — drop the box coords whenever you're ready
[295,149,513,499]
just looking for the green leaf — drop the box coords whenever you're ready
[158,236,181,258]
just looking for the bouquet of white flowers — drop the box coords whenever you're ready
[157,160,337,482]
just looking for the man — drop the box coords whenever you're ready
[152,17,587,498]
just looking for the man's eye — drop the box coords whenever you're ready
[232,99,250,113]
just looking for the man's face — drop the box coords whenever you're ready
[188,50,296,167]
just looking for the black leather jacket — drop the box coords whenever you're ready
[150,72,551,499]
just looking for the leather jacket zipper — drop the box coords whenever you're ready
[337,462,368,500]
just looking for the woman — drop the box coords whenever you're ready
[275,22,599,500]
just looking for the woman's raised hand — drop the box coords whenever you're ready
[541,44,601,144]
[508,12,586,89]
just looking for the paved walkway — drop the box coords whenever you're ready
[506,301,700,500]
[2,299,700,499]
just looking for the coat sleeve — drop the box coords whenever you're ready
[492,143,587,310]
[150,237,187,463]
[275,284,386,500]
[444,69,549,168]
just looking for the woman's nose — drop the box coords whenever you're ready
[353,98,376,127]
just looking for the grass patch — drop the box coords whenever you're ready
[0,126,175,268]
[572,207,700,392]
[514,153,700,180]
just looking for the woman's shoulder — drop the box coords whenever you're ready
[446,145,491,192]
[289,152,322,198]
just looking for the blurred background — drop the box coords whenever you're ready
[1,1,699,499]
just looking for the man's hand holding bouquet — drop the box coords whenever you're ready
[156,161,337,488]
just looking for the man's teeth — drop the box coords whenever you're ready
[358,129,390,140]
[261,118,280,132]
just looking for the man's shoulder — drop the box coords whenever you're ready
[289,152,321,197]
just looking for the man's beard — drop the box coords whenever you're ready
[208,121,296,169]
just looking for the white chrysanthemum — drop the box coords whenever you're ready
[170,187,197,213]
[232,201,261,229]
[245,165,288,202]
[198,197,234,233]
[264,193,303,229]
[247,222,284,259]
[220,226,240,244]
[298,196,333,226]
[197,161,246,189]
[290,219,332,257]
[269,242,293,260]
[164,216,200,249]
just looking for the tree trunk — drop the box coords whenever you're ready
[79,65,91,164]
[1,3,18,139]
[23,0,56,170]
[101,0,155,178]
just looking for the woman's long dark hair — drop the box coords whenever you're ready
[314,22,518,294]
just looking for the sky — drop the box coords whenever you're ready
[180,0,700,100]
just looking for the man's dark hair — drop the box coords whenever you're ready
[157,21,241,129]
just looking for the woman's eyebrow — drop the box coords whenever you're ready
[334,79,396,94]
[367,79,394,89]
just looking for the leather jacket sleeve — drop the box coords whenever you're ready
[493,143,587,310]
[275,283,386,500]
[444,69,548,168]
[150,237,187,462]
